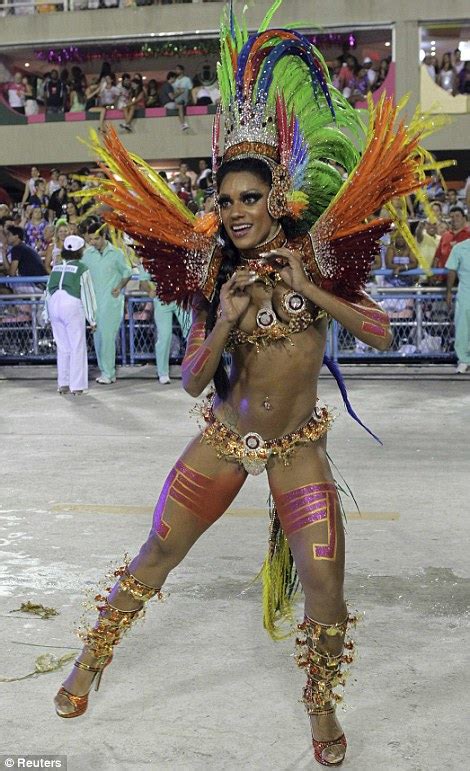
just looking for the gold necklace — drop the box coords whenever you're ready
[238,225,285,261]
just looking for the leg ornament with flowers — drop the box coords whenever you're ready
[55,561,162,719]
[295,614,358,766]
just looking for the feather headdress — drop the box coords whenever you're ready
[215,2,364,227]
[79,0,450,303]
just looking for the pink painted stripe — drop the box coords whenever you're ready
[65,112,86,122]
[314,491,336,559]
[190,347,211,376]
[337,297,388,323]
[280,483,335,503]
[186,338,205,352]
[172,477,204,501]
[27,114,45,124]
[185,345,204,357]
[155,519,171,540]
[283,499,327,523]
[175,459,210,485]
[170,487,199,511]
[362,321,387,337]
[357,307,388,323]
[282,492,326,510]
[285,510,327,535]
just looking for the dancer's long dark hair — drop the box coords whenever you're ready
[206,157,308,399]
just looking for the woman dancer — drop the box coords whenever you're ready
[54,2,443,765]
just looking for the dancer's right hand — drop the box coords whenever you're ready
[218,270,256,324]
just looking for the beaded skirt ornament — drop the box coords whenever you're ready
[195,396,333,475]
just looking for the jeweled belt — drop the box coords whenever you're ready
[195,400,333,475]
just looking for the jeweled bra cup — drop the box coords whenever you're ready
[226,309,318,352]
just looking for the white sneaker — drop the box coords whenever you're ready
[181,123,189,131]
[456,363,468,374]
[96,375,116,384]
[158,375,171,385]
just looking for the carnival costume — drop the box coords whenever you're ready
[59,1,448,764]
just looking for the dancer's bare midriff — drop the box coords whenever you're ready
[214,316,327,439]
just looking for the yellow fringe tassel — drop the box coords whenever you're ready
[256,501,299,640]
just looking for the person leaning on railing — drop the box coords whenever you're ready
[384,232,418,286]
[4,225,47,280]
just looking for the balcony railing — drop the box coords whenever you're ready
[0,0,219,14]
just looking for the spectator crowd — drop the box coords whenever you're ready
[0,156,215,281]
[422,48,470,96]
[0,149,469,373]
[3,62,220,132]
[331,54,391,106]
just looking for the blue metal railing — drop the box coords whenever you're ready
[0,271,456,364]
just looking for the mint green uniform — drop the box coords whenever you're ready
[82,242,132,380]
[446,238,470,365]
[154,299,191,378]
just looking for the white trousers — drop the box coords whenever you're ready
[48,290,89,391]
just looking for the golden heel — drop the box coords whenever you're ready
[54,656,112,719]
[54,563,162,720]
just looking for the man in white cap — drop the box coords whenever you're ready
[362,57,377,88]
[45,235,97,394]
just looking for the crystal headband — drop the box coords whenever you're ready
[223,141,280,164]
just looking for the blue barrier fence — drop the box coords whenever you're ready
[0,271,456,365]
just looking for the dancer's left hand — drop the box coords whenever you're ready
[262,248,309,293]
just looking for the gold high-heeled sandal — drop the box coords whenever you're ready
[309,707,347,767]
[295,614,358,767]
[55,656,112,719]
[54,563,162,719]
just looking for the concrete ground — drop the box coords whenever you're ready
[0,364,469,771]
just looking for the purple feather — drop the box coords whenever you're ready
[323,355,383,445]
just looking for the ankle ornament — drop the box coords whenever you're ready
[295,613,358,715]
[114,564,163,603]
[77,561,163,659]
[78,602,145,659]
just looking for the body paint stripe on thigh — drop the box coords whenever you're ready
[277,482,338,560]
[153,460,213,534]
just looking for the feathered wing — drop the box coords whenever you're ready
[309,94,454,297]
[76,128,214,305]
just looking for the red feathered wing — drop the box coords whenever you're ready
[82,127,213,305]
[310,95,429,298]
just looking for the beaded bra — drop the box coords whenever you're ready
[226,309,317,353]
[225,227,325,353]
